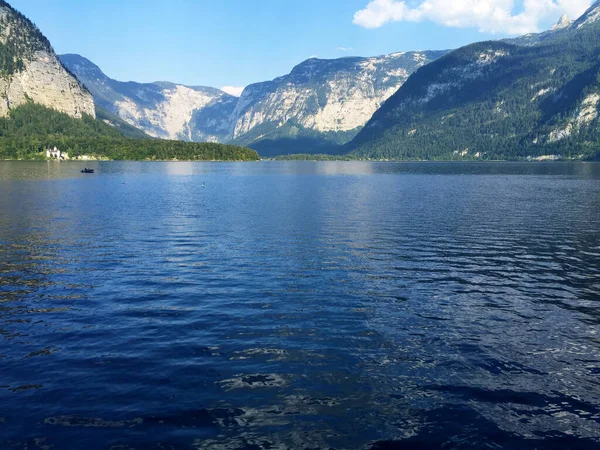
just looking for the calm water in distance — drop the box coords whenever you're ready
[1,161,600,449]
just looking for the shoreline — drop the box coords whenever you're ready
[1,158,597,164]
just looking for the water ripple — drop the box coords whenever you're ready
[1,161,600,449]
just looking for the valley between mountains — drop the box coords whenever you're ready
[2,0,600,161]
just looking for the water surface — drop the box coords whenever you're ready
[1,161,600,449]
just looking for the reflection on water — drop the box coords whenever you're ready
[1,161,600,449]
[4,160,600,180]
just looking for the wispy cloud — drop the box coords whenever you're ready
[353,0,592,34]
[336,46,354,52]
[221,86,245,97]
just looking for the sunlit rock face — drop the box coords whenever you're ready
[230,51,448,146]
[0,5,94,118]
[60,54,236,142]
[62,50,447,147]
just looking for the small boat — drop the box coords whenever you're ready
[81,168,95,174]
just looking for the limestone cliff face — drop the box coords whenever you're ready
[0,3,95,118]
[60,54,235,142]
[0,50,95,118]
[230,51,448,146]
[63,51,447,147]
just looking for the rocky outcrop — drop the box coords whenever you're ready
[230,51,447,146]
[62,51,448,148]
[0,50,95,118]
[60,54,235,142]
[112,82,236,142]
[551,14,572,30]
[0,4,95,118]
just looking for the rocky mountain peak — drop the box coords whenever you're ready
[286,57,365,87]
[349,1,600,161]
[0,1,52,63]
[552,14,572,30]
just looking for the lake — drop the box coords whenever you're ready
[1,161,599,449]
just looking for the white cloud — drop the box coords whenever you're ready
[221,86,245,97]
[353,0,593,34]
[336,46,355,52]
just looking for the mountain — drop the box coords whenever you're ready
[552,14,573,31]
[0,1,257,162]
[230,51,448,156]
[0,1,94,118]
[348,2,600,161]
[62,50,448,157]
[59,54,237,143]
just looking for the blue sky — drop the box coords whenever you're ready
[9,0,592,93]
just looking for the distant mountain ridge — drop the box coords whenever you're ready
[54,3,600,161]
[0,1,94,119]
[61,50,448,155]
[59,54,237,143]
[229,51,448,154]
[348,1,600,161]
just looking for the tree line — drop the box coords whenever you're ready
[0,103,259,161]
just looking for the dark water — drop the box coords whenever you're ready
[1,161,600,450]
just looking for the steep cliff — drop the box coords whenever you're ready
[60,54,236,142]
[230,51,447,152]
[0,1,94,118]
[62,50,448,155]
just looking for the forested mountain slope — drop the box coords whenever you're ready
[0,103,259,161]
[349,2,600,161]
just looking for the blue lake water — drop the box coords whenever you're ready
[1,161,600,449]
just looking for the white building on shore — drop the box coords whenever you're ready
[46,146,69,160]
